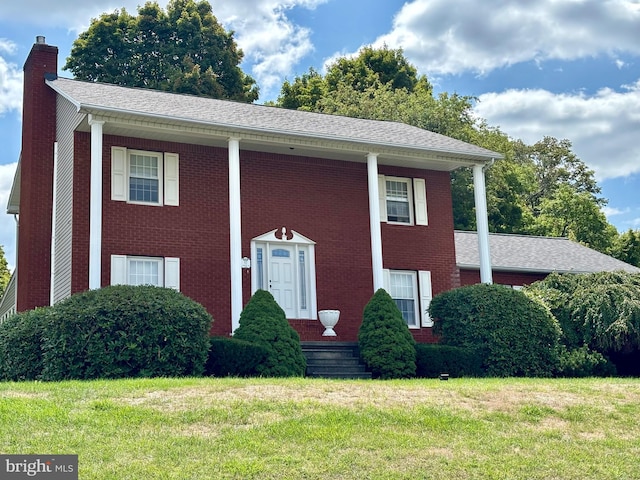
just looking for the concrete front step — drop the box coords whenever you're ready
[301,342,372,379]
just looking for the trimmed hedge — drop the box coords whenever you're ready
[358,288,416,379]
[41,285,212,380]
[430,283,561,377]
[415,343,483,378]
[0,308,51,381]
[233,290,306,377]
[205,336,268,377]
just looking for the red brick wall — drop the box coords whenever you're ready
[68,139,459,341]
[459,269,548,287]
[17,42,58,311]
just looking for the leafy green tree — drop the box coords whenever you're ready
[610,229,640,267]
[276,45,431,111]
[533,184,618,251]
[0,245,10,298]
[64,0,258,102]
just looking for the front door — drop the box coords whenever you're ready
[269,247,296,317]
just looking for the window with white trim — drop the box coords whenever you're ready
[389,271,420,328]
[111,147,179,206]
[111,255,180,290]
[378,175,428,225]
[383,269,433,328]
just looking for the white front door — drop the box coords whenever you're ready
[269,247,296,317]
[251,228,318,320]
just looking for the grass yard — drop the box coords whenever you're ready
[1,377,640,479]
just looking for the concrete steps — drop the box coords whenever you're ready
[302,342,372,379]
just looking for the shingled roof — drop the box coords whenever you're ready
[46,76,500,166]
[455,231,640,274]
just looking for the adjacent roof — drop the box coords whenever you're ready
[455,231,640,274]
[46,77,500,170]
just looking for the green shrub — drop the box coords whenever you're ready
[358,289,416,379]
[526,272,583,349]
[233,290,306,377]
[557,346,616,378]
[528,271,640,353]
[41,285,212,380]
[430,283,561,377]
[0,308,51,381]
[415,343,483,378]
[205,336,268,377]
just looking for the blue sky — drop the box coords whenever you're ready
[1,0,639,269]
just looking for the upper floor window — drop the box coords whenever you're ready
[111,147,179,206]
[129,153,160,203]
[378,175,428,226]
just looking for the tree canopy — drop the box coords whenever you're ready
[64,0,258,102]
[0,246,10,298]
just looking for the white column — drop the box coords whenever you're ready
[228,137,243,333]
[473,163,493,284]
[88,116,105,290]
[367,153,384,291]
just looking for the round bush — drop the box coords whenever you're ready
[233,290,306,377]
[41,285,212,380]
[358,288,416,379]
[430,283,561,377]
[0,308,51,381]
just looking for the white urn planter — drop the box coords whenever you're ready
[318,309,340,337]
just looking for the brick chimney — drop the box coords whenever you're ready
[17,37,58,311]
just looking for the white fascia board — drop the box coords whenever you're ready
[7,155,21,214]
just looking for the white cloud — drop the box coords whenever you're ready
[473,80,640,180]
[603,206,630,217]
[0,54,22,116]
[213,1,327,100]
[373,0,640,76]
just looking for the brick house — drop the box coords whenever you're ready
[2,37,499,340]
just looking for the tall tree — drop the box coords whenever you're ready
[64,0,258,102]
[0,246,10,298]
[610,229,640,267]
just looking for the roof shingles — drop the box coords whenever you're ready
[47,77,500,161]
[455,231,640,274]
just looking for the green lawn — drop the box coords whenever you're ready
[1,377,640,479]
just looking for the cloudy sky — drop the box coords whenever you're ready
[0,0,639,269]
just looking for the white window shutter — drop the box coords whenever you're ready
[111,255,127,285]
[413,178,428,226]
[111,147,127,201]
[164,257,180,290]
[419,270,433,327]
[378,174,387,222]
[164,153,179,206]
